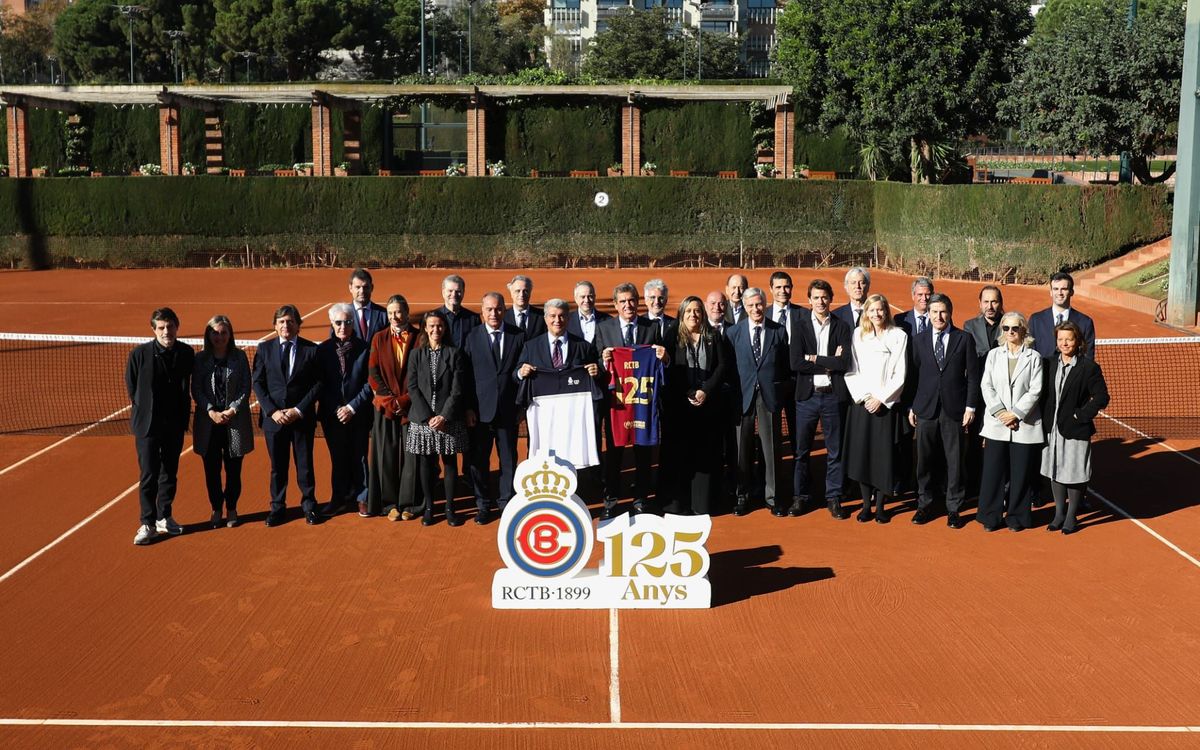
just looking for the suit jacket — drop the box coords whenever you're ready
[908,326,981,421]
[462,323,524,425]
[191,347,254,455]
[1029,307,1097,359]
[832,303,863,330]
[504,306,547,341]
[126,339,195,438]
[726,317,790,414]
[723,304,747,328]
[964,314,1002,359]
[566,309,611,343]
[438,305,481,349]
[252,336,320,432]
[596,316,664,353]
[368,326,419,421]
[343,301,387,343]
[407,345,467,424]
[515,332,602,384]
[662,326,729,401]
[315,336,373,428]
[979,346,1043,444]
[789,312,853,402]
[895,309,930,339]
[1042,354,1109,440]
[641,314,676,342]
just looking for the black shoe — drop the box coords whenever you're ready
[305,510,321,525]
[1047,522,1063,532]
[446,514,463,527]
[787,496,806,517]
[947,512,965,529]
[474,509,492,525]
[1062,526,1079,535]
[1005,518,1023,532]
[875,510,891,524]
[828,500,849,520]
[264,511,285,527]
[856,508,873,523]
[421,514,434,526]
[984,523,1003,532]
[733,499,749,517]
[912,508,933,525]
[319,501,342,517]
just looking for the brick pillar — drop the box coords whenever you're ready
[204,112,225,175]
[158,102,182,175]
[465,98,487,177]
[6,100,31,177]
[343,109,363,175]
[773,103,794,179]
[312,97,333,176]
[621,102,641,176]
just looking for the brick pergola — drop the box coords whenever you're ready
[0,83,795,178]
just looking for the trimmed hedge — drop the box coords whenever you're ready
[0,177,1170,279]
[492,103,620,175]
[642,102,756,175]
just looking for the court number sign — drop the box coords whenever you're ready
[493,452,712,609]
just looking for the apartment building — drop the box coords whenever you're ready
[545,0,780,77]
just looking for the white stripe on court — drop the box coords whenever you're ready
[609,608,620,723]
[0,718,1197,733]
[0,304,333,586]
[1089,488,1200,571]
[1100,412,1200,470]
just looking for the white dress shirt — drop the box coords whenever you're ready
[577,312,597,343]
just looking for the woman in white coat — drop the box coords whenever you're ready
[975,312,1043,532]
[844,293,908,524]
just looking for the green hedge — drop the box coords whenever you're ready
[491,103,620,175]
[642,102,755,175]
[794,126,860,173]
[0,177,1170,278]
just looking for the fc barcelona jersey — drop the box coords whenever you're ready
[607,346,664,447]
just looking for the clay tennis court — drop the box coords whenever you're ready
[1,267,1199,749]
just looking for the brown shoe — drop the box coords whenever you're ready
[387,508,402,522]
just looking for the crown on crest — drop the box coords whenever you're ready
[521,462,570,500]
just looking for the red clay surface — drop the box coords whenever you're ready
[0,267,1198,749]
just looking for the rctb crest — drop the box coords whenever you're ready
[497,453,593,580]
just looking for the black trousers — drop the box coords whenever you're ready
[736,391,784,508]
[367,412,416,515]
[603,420,654,506]
[322,417,370,505]
[134,429,185,527]
[469,419,518,511]
[264,424,317,514]
[976,440,1039,528]
[200,428,243,513]
[915,410,967,513]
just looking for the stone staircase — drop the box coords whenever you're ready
[1074,237,1171,317]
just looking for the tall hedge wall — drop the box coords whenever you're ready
[491,103,620,175]
[0,177,1169,278]
[642,102,755,176]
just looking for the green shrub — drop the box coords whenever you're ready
[642,102,755,175]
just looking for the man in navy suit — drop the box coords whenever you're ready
[907,294,981,528]
[316,304,373,517]
[566,280,610,344]
[832,266,870,329]
[253,304,323,526]
[895,276,935,338]
[723,273,748,327]
[437,273,481,348]
[463,292,525,524]
[641,278,677,340]
[595,282,669,518]
[726,287,790,516]
[125,307,195,545]
[1028,272,1096,359]
[503,274,547,341]
[347,267,387,343]
[790,279,853,520]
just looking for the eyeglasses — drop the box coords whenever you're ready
[332,320,353,326]
[1001,325,1022,332]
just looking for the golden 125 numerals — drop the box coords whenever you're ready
[595,512,712,609]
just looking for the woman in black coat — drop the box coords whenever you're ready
[403,310,473,526]
[659,295,730,515]
[1040,320,1109,534]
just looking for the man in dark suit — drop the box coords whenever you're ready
[907,294,981,529]
[316,304,373,517]
[706,290,739,498]
[726,287,790,516]
[790,279,853,520]
[503,274,547,341]
[833,266,870,329]
[347,267,387,343]
[594,282,668,518]
[642,278,676,339]
[963,285,1004,360]
[438,273,481,348]
[1029,272,1096,359]
[464,292,525,524]
[253,304,323,526]
[566,280,610,344]
[126,307,195,545]
[895,276,935,338]
[723,273,748,327]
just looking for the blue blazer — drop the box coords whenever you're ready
[344,302,388,343]
[504,306,547,341]
[462,323,525,425]
[726,317,790,414]
[566,309,611,343]
[908,326,982,420]
[438,305,481,349]
[515,332,600,384]
[1029,307,1096,359]
[252,337,321,432]
[315,336,373,428]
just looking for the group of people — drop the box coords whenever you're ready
[124,266,1109,545]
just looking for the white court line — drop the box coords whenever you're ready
[1089,488,1200,571]
[0,718,1198,733]
[0,303,333,587]
[0,406,131,477]
[1101,412,1200,469]
[609,608,620,723]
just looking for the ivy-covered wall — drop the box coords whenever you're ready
[642,101,755,176]
[490,102,620,175]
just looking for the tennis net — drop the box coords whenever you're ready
[0,332,1197,439]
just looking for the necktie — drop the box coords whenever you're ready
[281,340,293,380]
[1056,313,1064,325]
[752,326,762,363]
[623,323,634,347]
[917,315,926,335]
[853,308,861,327]
[552,338,563,368]
[358,307,368,339]
[490,330,501,367]
[935,331,945,367]
[518,311,527,331]
[778,307,787,325]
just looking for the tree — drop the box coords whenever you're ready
[774,0,1033,183]
[53,0,126,83]
[1002,0,1183,184]
[582,7,737,80]
[1,1,62,83]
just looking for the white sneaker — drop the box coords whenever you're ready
[134,524,157,545]
[155,516,183,535]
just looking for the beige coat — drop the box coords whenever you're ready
[979,345,1044,444]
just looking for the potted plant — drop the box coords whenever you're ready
[641,161,657,176]
[140,163,163,176]
[293,162,314,176]
[755,163,778,179]
[335,161,350,176]
[32,165,49,177]
[756,140,774,157]
[794,163,810,179]
[445,162,465,177]
[182,162,199,176]
[487,160,507,177]
[608,162,623,177]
